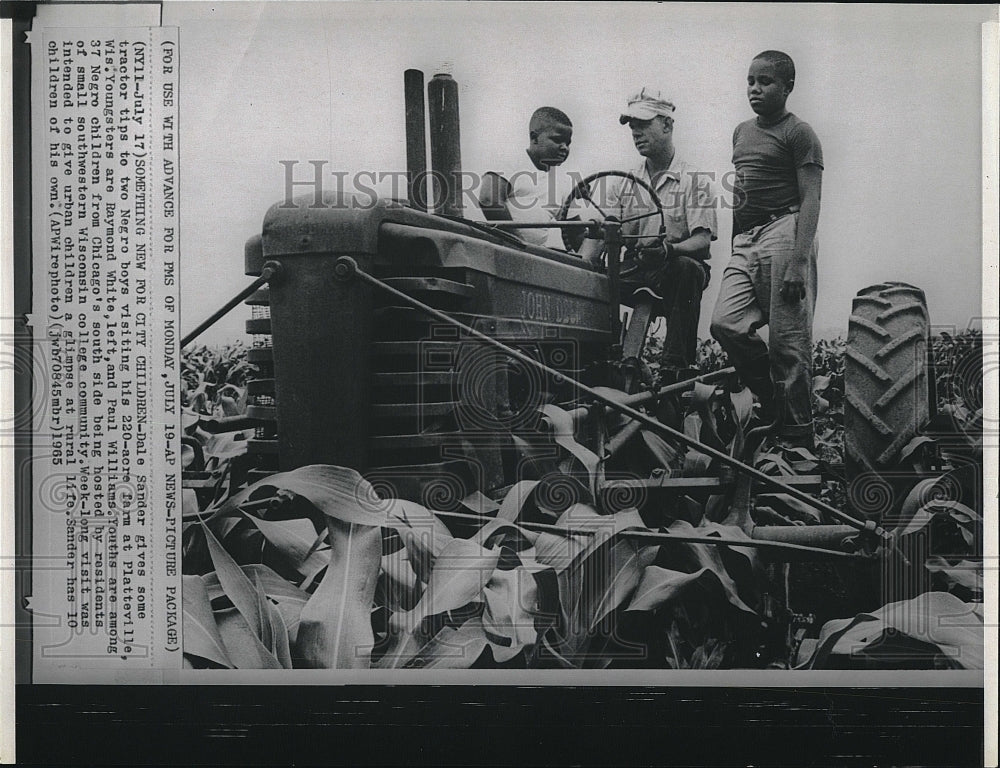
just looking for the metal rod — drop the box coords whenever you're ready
[750,524,859,548]
[487,220,602,229]
[432,509,583,537]
[236,493,859,558]
[430,508,862,559]
[181,261,281,349]
[565,366,737,425]
[605,418,643,457]
[620,366,737,408]
[605,220,623,349]
[333,256,886,542]
[618,210,665,226]
[620,529,862,559]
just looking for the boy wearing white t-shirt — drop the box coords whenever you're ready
[477,107,575,249]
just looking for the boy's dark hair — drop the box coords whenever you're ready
[529,106,572,139]
[753,50,796,91]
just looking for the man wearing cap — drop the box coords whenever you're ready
[581,88,717,384]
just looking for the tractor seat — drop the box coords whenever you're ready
[619,282,666,393]
[624,283,664,308]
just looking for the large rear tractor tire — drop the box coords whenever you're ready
[844,282,932,521]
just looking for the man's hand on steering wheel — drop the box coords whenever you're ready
[555,170,666,259]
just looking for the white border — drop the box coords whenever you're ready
[2,0,993,705]
[1,17,17,764]
[980,19,998,768]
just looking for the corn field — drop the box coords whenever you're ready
[179,332,984,670]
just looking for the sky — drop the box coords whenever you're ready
[162,1,996,345]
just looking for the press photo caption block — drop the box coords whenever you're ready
[27,25,181,680]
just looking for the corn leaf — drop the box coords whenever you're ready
[182,575,233,668]
[925,557,983,593]
[586,538,660,630]
[540,404,601,493]
[653,520,757,613]
[381,548,423,612]
[542,508,656,664]
[482,567,541,653]
[214,464,388,526]
[387,497,452,539]
[626,566,710,612]
[203,563,308,604]
[895,500,980,542]
[682,449,713,477]
[254,572,293,669]
[627,565,753,614]
[799,591,984,670]
[730,387,755,429]
[404,618,490,669]
[182,489,200,517]
[203,431,250,461]
[460,490,500,516]
[755,451,797,476]
[198,520,284,669]
[295,517,383,668]
[203,564,310,648]
[551,535,657,664]
[470,518,537,552]
[213,607,284,669]
[899,435,935,467]
[408,537,499,626]
[812,375,832,394]
[269,601,294,669]
[379,537,500,669]
[386,498,453,583]
[246,515,329,581]
[639,430,680,471]
[199,518,265,637]
[532,506,645,573]
[498,480,541,522]
[532,530,592,573]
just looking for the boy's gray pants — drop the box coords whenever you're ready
[710,212,817,442]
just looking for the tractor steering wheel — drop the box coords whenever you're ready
[555,170,666,256]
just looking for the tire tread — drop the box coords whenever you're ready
[844,283,931,519]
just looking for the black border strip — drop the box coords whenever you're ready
[16,685,985,767]
[6,0,37,686]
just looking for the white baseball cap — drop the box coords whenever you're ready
[619,87,676,124]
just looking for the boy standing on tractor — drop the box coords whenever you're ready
[476,107,575,249]
[710,51,824,449]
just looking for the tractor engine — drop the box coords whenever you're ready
[242,197,612,507]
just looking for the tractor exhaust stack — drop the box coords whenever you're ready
[403,68,428,211]
[427,72,463,217]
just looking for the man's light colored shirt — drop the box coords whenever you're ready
[604,156,718,252]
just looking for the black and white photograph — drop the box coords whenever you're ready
[2,1,996,764]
